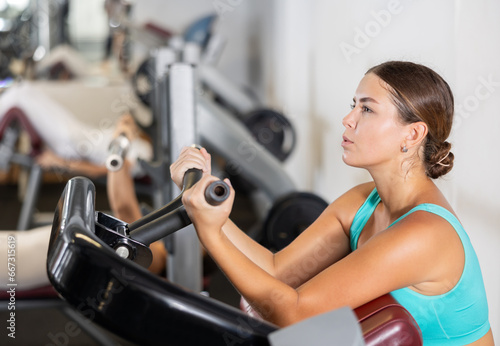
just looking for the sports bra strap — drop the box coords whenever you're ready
[388,203,463,232]
[350,188,380,251]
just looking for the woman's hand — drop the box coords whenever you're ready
[170,146,211,190]
[182,175,234,243]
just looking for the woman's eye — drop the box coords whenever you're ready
[362,106,372,113]
[350,103,355,110]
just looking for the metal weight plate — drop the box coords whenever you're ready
[132,58,155,107]
[263,192,328,251]
[243,109,296,162]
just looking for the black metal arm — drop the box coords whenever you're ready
[127,168,230,246]
[50,168,229,268]
[127,168,202,232]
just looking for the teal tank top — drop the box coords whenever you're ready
[350,188,490,345]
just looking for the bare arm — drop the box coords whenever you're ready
[182,175,461,327]
[220,198,352,288]
[206,177,374,288]
[106,159,142,223]
[171,147,354,287]
[36,149,108,179]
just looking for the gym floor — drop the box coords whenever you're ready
[0,175,246,345]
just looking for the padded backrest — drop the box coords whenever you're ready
[0,107,43,155]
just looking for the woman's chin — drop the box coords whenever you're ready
[341,153,351,165]
[341,154,363,168]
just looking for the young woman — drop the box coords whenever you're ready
[170,61,493,345]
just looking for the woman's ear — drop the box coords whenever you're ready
[405,122,428,149]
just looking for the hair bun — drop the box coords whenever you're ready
[427,141,454,179]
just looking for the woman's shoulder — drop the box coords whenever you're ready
[327,181,376,229]
[331,181,376,210]
[337,181,376,205]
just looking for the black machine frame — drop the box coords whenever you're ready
[47,175,276,346]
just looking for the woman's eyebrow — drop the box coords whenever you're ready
[359,97,378,104]
[356,96,379,104]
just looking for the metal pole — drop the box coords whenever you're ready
[166,62,202,291]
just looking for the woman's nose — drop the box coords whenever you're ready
[342,110,356,129]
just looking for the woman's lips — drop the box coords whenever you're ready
[342,135,353,147]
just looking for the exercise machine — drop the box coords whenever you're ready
[46,174,422,345]
[0,107,43,230]
[132,14,297,163]
[132,33,325,249]
[128,38,325,290]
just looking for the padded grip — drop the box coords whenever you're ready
[205,180,230,205]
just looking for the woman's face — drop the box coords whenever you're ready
[341,73,408,170]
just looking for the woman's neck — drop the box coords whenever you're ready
[369,167,435,221]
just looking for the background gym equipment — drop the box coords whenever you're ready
[132,58,297,164]
[47,175,422,346]
[0,1,34,79]
[132,13,297,163]
[105,134,130,172]
[0,107,43,230]
[242,108,296,162]
[137,40,322,290]
[261,192,329,252]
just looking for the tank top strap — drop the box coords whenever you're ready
[349,188,381,251]
[388,203,463,233]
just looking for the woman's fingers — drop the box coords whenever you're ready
[170,146,212,189]
[199,147,212,171]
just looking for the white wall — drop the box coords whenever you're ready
[123,0,500,339]
[452,0,500,338]
[132,0,264,89]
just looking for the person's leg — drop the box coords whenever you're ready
[0,225,52,291]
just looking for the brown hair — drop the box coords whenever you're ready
[367,61,454,179]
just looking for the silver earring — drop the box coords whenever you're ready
[402,145,408,153]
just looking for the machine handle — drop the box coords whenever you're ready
[205,180,230,206]
[128,168,201,232]
[128,169,229,245]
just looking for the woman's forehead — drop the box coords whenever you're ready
[354,73,392,103]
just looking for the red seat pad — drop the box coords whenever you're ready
[240,293,422,345]
[0,107,43,156]
[354,294,422,346]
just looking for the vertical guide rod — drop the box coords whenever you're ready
[151,48,176,209]
[166,62,202,291]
